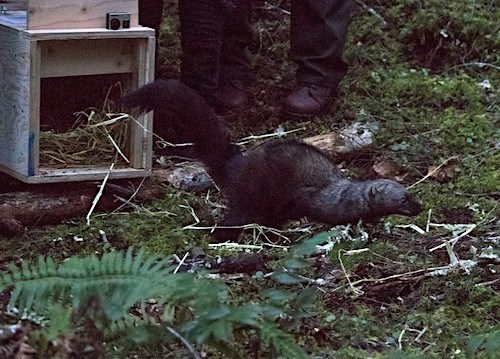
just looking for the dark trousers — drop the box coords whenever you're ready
[138,0,164,38]
[178,0,253,105]
[291,0,353,88]
[138,0,165,78]
[142,0,352,101]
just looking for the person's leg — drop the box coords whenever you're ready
[178,0,224,106]
[217,0,254,111]
[139,0,164,38]
[138,0,164,78]
[283,0,353,118]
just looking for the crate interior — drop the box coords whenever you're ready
[39,73,133,168]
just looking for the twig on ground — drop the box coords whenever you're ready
[398,324,408,350]
[236,127,304,145]
[355,0,387,27]
[86,163,114,225]
[183,222,297,244]
[99,229,109,246]
[338,249,365,296]
[179,203,200,224]
[428,223,476,252]
[173,252,189,274]
[108,173,151,214]
[165,326,201,359]
[476,278,500,287]
[208,243,265,250]
[114,195,154,215]
[445,61,500,72]
[425,209,432,233]
[408,156,459,189]
[412,326,428,343]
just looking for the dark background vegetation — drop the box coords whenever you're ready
[1,0,498,358]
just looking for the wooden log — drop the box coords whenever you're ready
[0,166,213,236]
[0,185,121,236]
[303,122,377,155]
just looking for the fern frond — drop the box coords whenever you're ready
[0,248,177,318]
[1,248,308,357]
[257,320,309,359]
[466,326,500,356]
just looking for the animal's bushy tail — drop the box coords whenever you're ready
[120,79,239,185]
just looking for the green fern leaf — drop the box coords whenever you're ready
[485,328,500,355]
[2,273,13,286]
[0,247,309,357]
[113,249,124,274]
[138,255,159,276]
[8,263,22,281]
[257,320,308,359]
[8,285,22,311]
[46,257,57,276]
[130,247,145,274]
[123,246,134,273]
[37,256,46,276]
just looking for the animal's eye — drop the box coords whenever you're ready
[401,197,408,204]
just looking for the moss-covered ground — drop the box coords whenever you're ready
[1,0,498,357]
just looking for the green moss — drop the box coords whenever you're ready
[438,110,494,154]
[0,188,214,266]
[401,283,498,357]
[386,0,498,70]
[455,151,500,195]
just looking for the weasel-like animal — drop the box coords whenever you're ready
[121,80,422,240]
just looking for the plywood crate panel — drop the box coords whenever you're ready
[0,0,139,30]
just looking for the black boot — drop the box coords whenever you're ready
[216,80,250,113]
[282,0,352,118]
[282,83,334,119]
[217,0,253,112]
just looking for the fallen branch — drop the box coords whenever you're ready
[354,0,387,27]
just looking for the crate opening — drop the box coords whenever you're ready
[39,74,134,169]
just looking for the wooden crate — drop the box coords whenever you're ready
[0,0,155,183]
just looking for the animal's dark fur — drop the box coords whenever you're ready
[121,79,422,240]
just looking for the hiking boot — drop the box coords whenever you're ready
[281,83,334,119]
[216,80,249,113]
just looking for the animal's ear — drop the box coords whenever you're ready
[370,183,387,198]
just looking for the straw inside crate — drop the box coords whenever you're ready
[39,102,132,168]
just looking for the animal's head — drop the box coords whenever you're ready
[370,180,422,217]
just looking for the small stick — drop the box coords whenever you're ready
[338,249,364,296]
[236,127,304,145]
[408,156,459,189]
[445,61,500,72]
[428,224,476,252]
[173,252,190,274]
[413,326,428,343]
[425,209,432,233]
[86,163,114,225]
[355,0,388,27]
[398,324,408,350]
[165,326,201,359]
